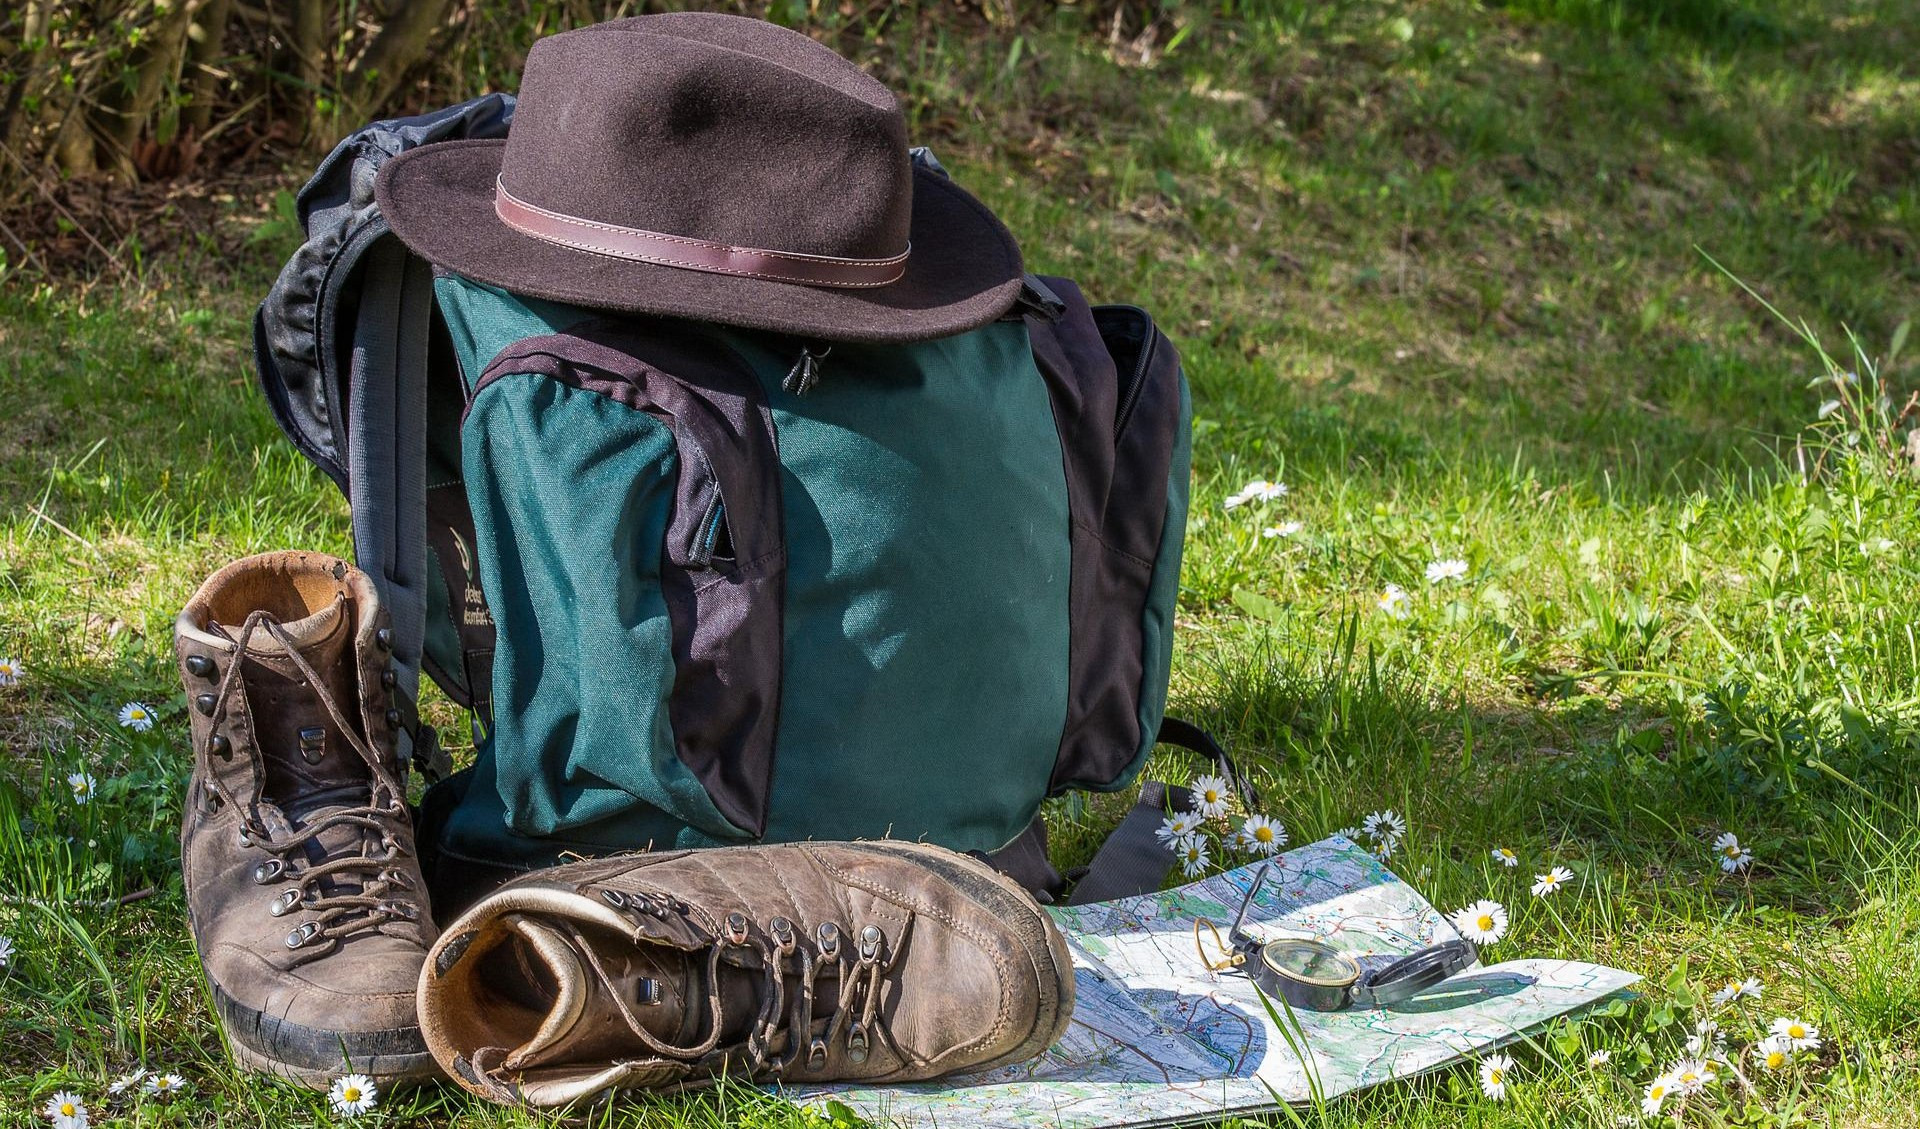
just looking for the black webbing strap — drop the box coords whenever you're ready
[1061,718,1253,905]
[1061,780,1193,905]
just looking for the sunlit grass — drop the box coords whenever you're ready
[3,0,1919,1125]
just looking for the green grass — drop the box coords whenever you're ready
[3,0,1919,1125]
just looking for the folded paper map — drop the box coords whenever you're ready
[794,836,1639,1129]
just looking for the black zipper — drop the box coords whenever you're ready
[681,444,729,569]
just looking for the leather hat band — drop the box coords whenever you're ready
[494,178,909,289]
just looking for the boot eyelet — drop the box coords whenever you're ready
[207,734,231,759]
[807,1038,829,1070]
[385,708,403,729]
[381,669,396,689]
[847,1022,870,1064]
[194,693,217,716]
[381,901,418,921]
[185,654,216,678]
[724,912,749,944]
[375,628,393,652]
[285,922,320,949]
[769,916,796,954]
[269,889,301,917]
[600,889,628,909]
[252,859,286,884]
[816,921,840,957]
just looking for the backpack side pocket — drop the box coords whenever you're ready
[1028,279,1188,795]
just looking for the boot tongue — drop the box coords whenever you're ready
[239,595,374,803]
[502,917,724,1071]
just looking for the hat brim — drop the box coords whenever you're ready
[375,138,1024,344]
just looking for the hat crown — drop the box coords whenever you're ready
[499,15,912,262]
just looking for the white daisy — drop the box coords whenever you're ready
[1377,583,1410,619]
[328,1074,379,1117]
[1188,774,1233,820]
[1641,1073,1676,1116]
[1425,558,1469,583]
[0,656,21,686]
[1155,811,1203,848]
[1490,847,1519,868]
[1238,814,1287,856]
[106,1069,146,1097]
[1712,831,1753,873]
[1687,1018,1728,1060]
[1768,1016,1820,1051]
[1225,479,1287,509]
[116,702,156,732]
[1710,977,1762,1006]
[143,1073,185,1100]
[1587,1049,1611,1067]
[1531,866,1573,897]
[1363,809,1406,842]
[1177,839,1211,878]
[1757,1034,1794,1071]
[1477,1052,1513,1101]
[1669,1057,1716,1093]
[1334,826,1364,843]
[1369,837,1395,862]
[43,1091,89,1129]
[66,772,97,805]
[0,934,13,968]
[1447,900,1509,945]
[1261,521,1303,539]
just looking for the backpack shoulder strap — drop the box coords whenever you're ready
[252,94,514,780]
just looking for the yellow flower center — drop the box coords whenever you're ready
[1650,1085,1667,1099]
[1476,914,1495,931]
[1488,1069,1503,1084]
[1204,790,1220,803]
[1767,1051,1786,1068]
[60,1102,76,1116]
[1254,827,1273,842]
[1723,845,1739,857]
[343,1086,361,1102]
[1680,1071,1698,1084]
[1788,1024,1805,1038]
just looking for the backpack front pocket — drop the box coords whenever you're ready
[462,323,786,842]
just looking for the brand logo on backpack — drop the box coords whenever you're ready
[453,533,494,629]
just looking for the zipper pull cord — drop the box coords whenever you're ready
[783,343,831,396]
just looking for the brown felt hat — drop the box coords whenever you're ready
[375,12,1025,344]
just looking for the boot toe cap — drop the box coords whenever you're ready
[203,940,433,1082]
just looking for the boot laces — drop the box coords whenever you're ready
[555,910,889,1077]
[201,608,416,957]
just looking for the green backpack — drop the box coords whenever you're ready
[256,100,1231,913]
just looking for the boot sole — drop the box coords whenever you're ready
[209,979,442,1090]
[828,840,1077,1075]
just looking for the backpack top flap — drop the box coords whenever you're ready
[253,94,515,488]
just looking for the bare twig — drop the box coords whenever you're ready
[0,210,53,277]
[25,504,100,555]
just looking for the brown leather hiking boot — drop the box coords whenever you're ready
[417,841,1075,1107]
[175,551,439,1087]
